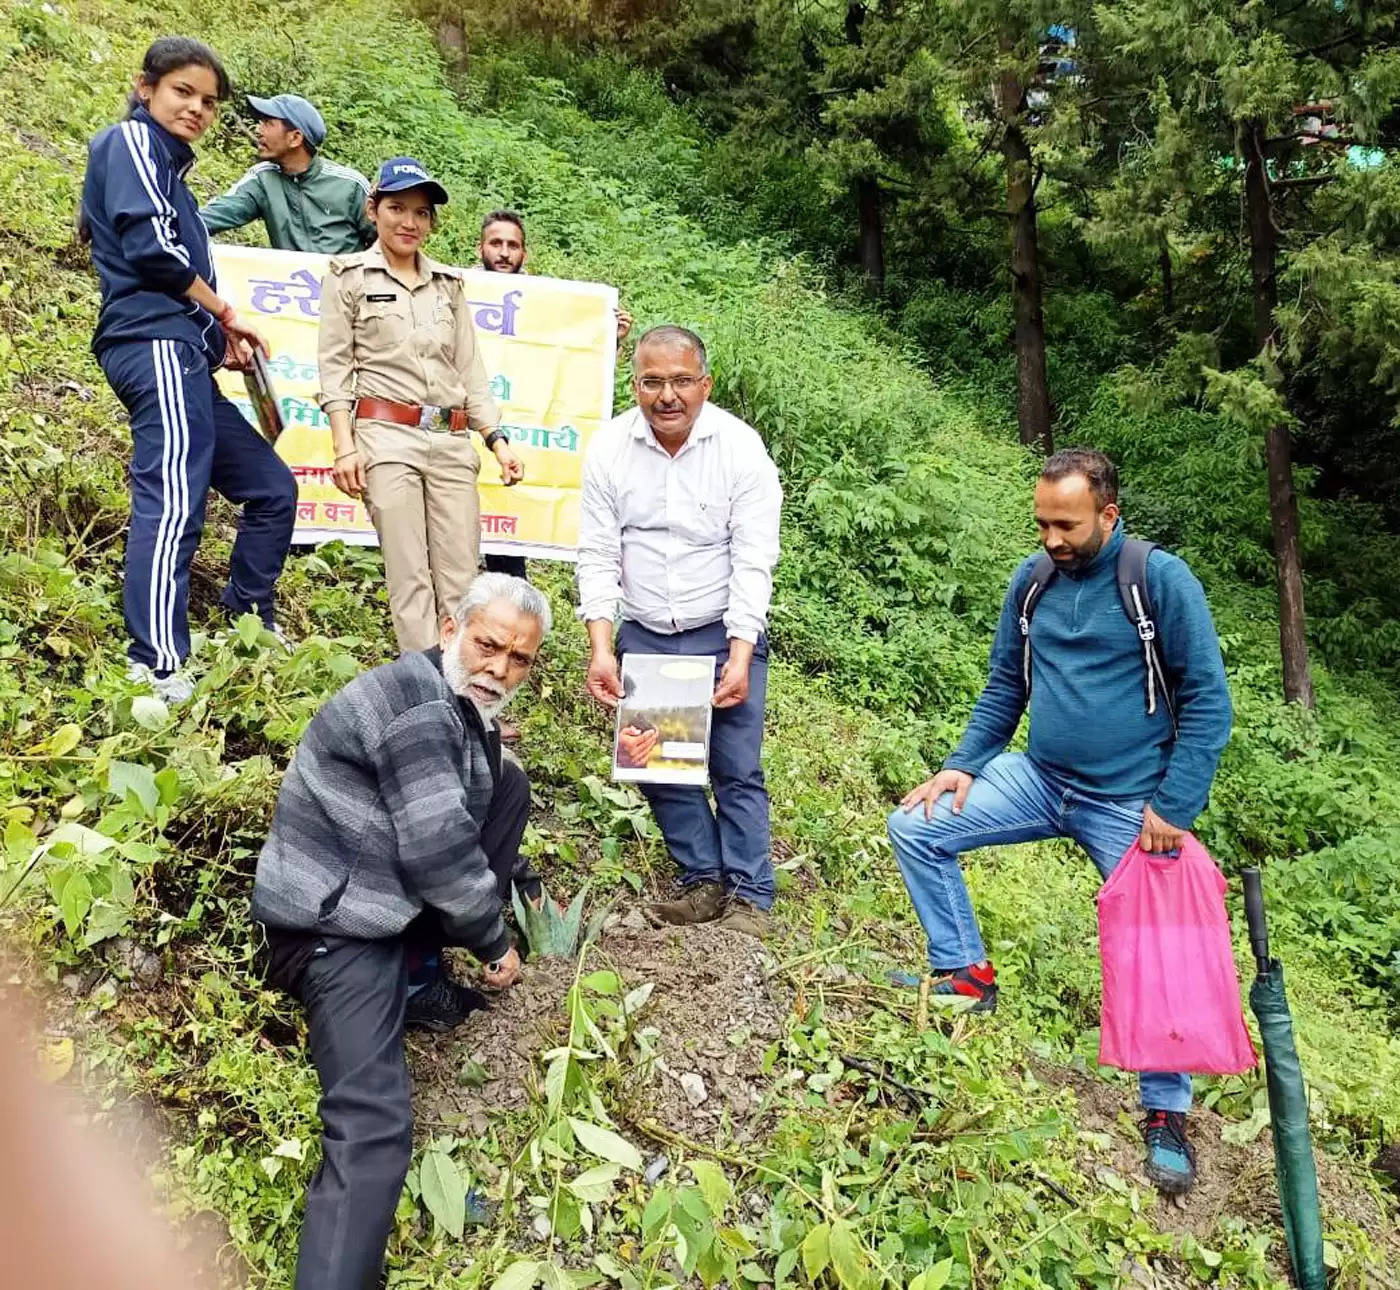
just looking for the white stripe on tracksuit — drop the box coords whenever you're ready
[119,121,191,268]
[148,341,193,673]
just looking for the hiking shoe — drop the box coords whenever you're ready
[126,662,194,706]
[929,961,999,1013]
[405,975,490,1033]
[716,896,771,939]
[267,622,295,654]
[1142,1110,1197,1195]
[644,880,725,927]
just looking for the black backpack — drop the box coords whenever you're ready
[1017,538,1175,722]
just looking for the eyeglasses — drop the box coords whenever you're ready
[636,375,704,395]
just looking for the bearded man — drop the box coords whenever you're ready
[252,571,548,1290]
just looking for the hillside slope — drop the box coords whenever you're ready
[0,0,1397,1286]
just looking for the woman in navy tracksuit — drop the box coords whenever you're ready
[82,37,296,701]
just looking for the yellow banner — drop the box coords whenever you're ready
[211,244,617,559]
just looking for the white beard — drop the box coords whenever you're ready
[442,646,514,722]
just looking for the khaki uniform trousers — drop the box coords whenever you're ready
[353,419,480,652]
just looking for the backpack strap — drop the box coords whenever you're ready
[1017,552,1056,695]
[1116,539,1175,723]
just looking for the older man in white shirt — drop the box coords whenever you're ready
[577,326,783,937]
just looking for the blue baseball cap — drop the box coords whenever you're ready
[373,156,450,205]
[247,94,327,149]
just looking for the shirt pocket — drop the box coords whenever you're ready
[672,489,731,545]
[428,294,458,360]
[357,297,410,351]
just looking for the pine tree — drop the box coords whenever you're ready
[1091,0,1400,706]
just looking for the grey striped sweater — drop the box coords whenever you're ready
[251,650,511,962]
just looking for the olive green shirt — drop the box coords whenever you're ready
[200,155,375,255]
[317,244,500,430]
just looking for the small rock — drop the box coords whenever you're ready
[643,1154,670,1185]
[620,907,649,932]
[61,973,83,995]
[532,1214,552,1240]
[91,979,120,1005]
[680,1072,707,1107]
[602,911,623,932]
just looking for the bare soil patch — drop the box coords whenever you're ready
[410,918,790,1147]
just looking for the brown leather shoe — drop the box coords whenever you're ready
[644,880,725,927]
[716,896,771,939]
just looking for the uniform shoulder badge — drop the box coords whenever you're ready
[326,251,368,276]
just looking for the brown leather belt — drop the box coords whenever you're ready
[355,397,469,433]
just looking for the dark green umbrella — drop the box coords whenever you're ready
[1242,867,1326,1289]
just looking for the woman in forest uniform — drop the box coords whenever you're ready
[319,157,524,652]
[81,37,297,705]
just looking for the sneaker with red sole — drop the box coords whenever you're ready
[930,961,999,1012]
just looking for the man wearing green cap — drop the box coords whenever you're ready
[201,93,375,255]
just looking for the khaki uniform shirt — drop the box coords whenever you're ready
[317,244,500,430]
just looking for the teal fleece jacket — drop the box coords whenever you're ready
[944,523,1233,829]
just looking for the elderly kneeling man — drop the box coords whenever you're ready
[252,571,550,1290]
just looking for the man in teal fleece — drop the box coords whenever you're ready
[889,448,1231,1196]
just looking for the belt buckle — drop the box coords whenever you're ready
[417,403,442,431]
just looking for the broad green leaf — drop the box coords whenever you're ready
[718,1226,759,1256]
[236,612,264,648]
[568,1162,621,1202]
[545,1051,569,1115]
[57,871,93,936]
[489,1261,542,1290]
[641,1186,672,1240]
[419,1148,466,1238]
[690,1159,732,1216]
[130,695,170,731]
[568,1116,643,1171]
[911,1257,953,1290]
[801,1222,831,1281]
[47,822,115,855]
[154,767,182,806]
[46,723,83,756]
[108,760,159,815]
[775,1246,800,1286]
[580,968,621,995]
[547,1189,582,1240]
[829,1219,870,1290]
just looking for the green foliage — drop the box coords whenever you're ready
[510,881,602,959]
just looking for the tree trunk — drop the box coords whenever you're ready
[856,176,885,294]
[997,53,1052,454]
[1243,118,1315,707]
[1159,236,1174,317]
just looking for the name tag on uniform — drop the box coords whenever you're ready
[366,293,397,302]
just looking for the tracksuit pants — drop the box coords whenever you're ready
[262,760,532,1290]
[99,339,297,674]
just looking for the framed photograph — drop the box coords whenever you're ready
[243,348,285,443]
[612,654,714,786]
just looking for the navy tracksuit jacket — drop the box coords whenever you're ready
[83,106,295,673]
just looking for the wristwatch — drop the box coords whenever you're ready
[483,429,507,451]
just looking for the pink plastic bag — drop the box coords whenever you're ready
[1097,835,1256,1074]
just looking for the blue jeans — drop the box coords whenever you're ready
[616,620,774,910]
[887,752,1192,1113]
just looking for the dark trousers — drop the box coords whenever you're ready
[483,552,528,580]
[264,760,531,1290]
[616,619,774,909]
[99,339,297,673]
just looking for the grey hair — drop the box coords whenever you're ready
[452,572,553,635]
[632,325,708,374]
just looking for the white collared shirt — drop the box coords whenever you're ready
[576,401,783,642]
